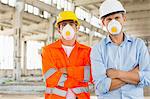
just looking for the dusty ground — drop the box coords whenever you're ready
[0,94,150,99]
[0,94,43,99]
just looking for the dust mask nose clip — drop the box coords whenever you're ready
[107,19,122,35]
[61,24,75,40]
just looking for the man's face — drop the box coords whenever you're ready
[57,20,79,41]
[102,13,126,30]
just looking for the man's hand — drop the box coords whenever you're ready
[59,67,67,74]
[107,65,139,79]
[106,69,120,79]
[130,66,139,73]
[109,78,126,91]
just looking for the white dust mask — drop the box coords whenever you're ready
[107,19,122,35]
[61,24,75,40]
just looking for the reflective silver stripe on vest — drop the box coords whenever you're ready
[43,68,57,80]
[45,87,67,97]
[83,65,90,82]
[58,73,67,87]
[72,87,89,94]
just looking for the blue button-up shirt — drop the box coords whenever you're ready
[90,34,150,99]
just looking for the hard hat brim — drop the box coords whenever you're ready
[101,11,126,19]
[55,19,80,27]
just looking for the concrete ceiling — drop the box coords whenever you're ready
[0,0,102,44]
[0,0,150,43]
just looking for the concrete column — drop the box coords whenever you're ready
[46,16,56,45]
[70,2,75,11]
[88,13,94,46]
[13,0,24,81]
[89,30,94,46]
[22,41,27,76]
[44,40,47,46]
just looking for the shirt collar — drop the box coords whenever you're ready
[50,39,85,48]
[125,34,133,42]
[105,35,112,45]
[105,33,133,45]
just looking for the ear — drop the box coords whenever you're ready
[57,27,61,34]
[122,14,126,26]
[101,19,106,27]
[123,14,126,22]
[76,25,80,31]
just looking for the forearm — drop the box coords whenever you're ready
[118,71,140,85]
[107,66,140,85]
[109,78,126,91]
[67,66,91,82]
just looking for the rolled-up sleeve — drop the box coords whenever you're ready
[90,44,112,94]
[138,40,150,87]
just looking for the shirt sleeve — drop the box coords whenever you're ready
[137,39,150,87]
[41,47,64,86]
[83,48,93,83]
[90,44,112,94]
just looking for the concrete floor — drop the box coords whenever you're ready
[0,94,150,99]
[0,94,43,99]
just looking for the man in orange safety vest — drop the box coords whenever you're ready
[42,11,92,99]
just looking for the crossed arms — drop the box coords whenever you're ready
[106,65,140,91]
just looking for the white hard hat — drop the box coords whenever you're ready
[99,0,126,19]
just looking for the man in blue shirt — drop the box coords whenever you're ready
[90,0,150,99]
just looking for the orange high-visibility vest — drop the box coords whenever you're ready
[42,40,92,99]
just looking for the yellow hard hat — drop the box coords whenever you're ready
[55,11,80,27]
